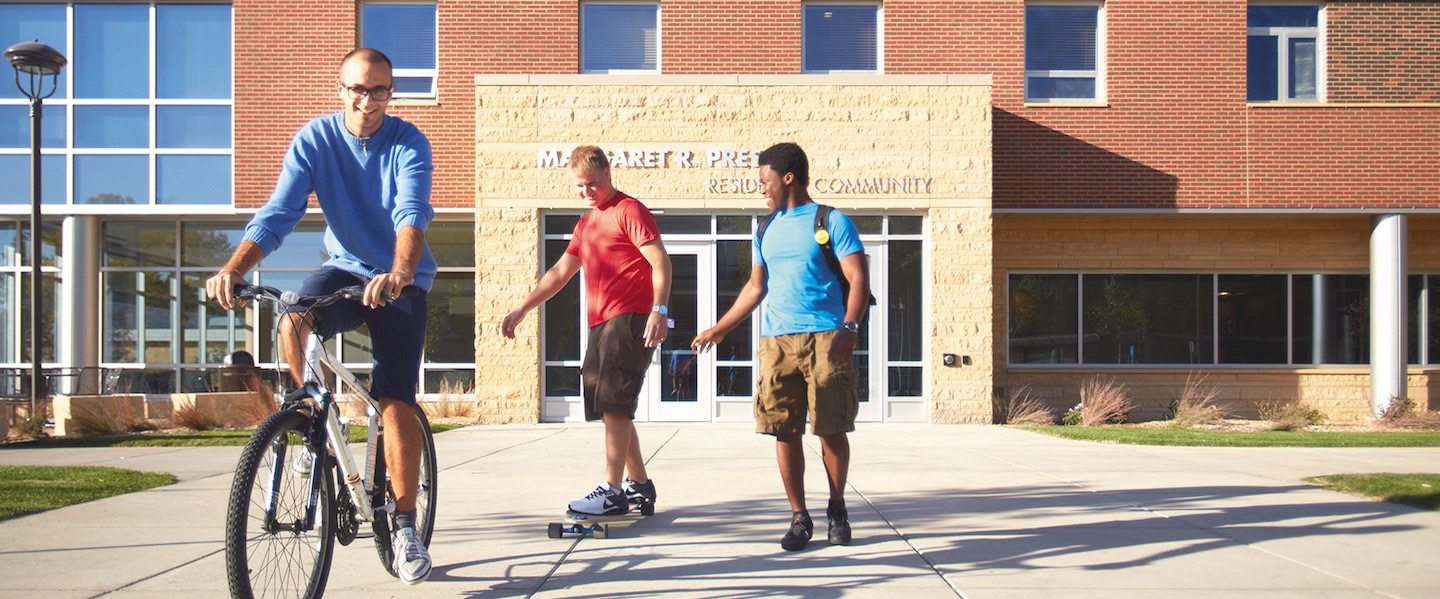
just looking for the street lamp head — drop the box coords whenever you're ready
[6,40,66,101]
[5,40,66,76]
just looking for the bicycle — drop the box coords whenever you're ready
[221,284,437,598]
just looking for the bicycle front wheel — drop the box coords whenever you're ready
[224,408,336,599]
[372,405,438,576]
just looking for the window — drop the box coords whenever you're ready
[1248,3,1322,102]
[99,219,476,394]
[1025,1,1104,102]
[803,3,881,73]
[361,2,438,99]
[580,3,660,73]
[0,3,234,206]
[1006,273,1433,366]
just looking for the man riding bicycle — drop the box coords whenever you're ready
[205,47,436,586]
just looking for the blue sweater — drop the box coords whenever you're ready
[243,113,437,290]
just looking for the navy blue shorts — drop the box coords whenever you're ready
[291,266,428,405]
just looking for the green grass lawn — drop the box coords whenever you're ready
[1304,473,1440,512]
[0,465,175,521]
[1019,425,1440,447]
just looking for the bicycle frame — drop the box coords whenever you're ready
[281,333,391,527]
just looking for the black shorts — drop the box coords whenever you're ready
[581,312,655,421]
[290,266,428,405]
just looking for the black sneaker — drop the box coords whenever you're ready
[780,512,813,551]
[827,503,852,545]
[624,477,657,514]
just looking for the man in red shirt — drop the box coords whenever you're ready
[502,145,672,516]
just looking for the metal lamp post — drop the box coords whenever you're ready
[5,41,66,417]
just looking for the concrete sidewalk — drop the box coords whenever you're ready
[1,423,1438,598]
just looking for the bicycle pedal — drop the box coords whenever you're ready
[375,501,397,516]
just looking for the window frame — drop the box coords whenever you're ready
[801,1,884,74]
[1024,0,1106,104]
[359,1,440,101]
[1247,2,1326,104]
[579,1,662,75]
[0,2,235,208]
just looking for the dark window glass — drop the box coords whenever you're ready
[543,239,581,361]
[1009,274,1079,364]
[1292,274,1368,364]
[888,241,923,361]
[105,222,176,267]
[544,366,581,396]
[425,272,476,363]
[654,215,709,234]
[716,215,751,235]
[1083,274,1213,365]
[428,222,476,268]
[1218,275,1288,364]
[715,240,753,361]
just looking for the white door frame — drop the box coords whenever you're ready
[642,242,714,422]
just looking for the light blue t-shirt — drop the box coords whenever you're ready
[243,113,438,290]
[755,202,865,337]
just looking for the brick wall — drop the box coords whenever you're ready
[236,1,1440,213]
[1328,1,1440,103]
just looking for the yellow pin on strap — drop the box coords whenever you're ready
[814,229,830,245]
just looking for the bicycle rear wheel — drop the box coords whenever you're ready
[372,405,438,576]
[224,408,336,599]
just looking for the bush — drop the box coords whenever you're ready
[422,379,477,421]
[1168,373,1232,428]
[1073,377,1136,426]
[993,386,1056,425]
[68,400,153,437]
[1257,399,1326,431]
[170,402,219,431]
[1378,397,1440,431]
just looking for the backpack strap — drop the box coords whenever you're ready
[814,203,877,307]
[755,211,777,263]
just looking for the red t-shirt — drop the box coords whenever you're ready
[566,191,660,328]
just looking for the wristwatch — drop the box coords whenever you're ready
[842,321,860,333]
[653,305,668,316]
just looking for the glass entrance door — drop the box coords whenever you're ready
[641,243,713,421]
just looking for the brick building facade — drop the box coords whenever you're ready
[3,1,1437,424]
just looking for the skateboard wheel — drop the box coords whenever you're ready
[640,503,655,517]
[548,523,563,539]
[593,523,608,539]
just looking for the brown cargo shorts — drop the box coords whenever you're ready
[754,330,859,436]
[581,312,655,421]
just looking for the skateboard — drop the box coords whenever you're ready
[547,497,655,539]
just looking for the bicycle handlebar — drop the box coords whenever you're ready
[232,283,420,310]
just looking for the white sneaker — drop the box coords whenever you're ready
[291,451,313,477]
[391,526,431,585]
[567,484,628,516]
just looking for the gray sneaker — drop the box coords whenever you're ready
[391,526,431,585]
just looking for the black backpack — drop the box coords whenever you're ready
[756,203,877,306]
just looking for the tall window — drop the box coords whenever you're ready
[100,219,476,394]
[0,3,234,206]
[1025,1,1104,102]
[580,2,660,74]
[802,3,881,73]
[1006,273,1434,366]
[0,219,61,396]
[1248,3,1322,102]
[361,2,439,100]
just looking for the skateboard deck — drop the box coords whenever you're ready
[547,499,654,539]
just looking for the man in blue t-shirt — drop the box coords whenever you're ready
[693,142,870,552]
[205,48,435,585]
